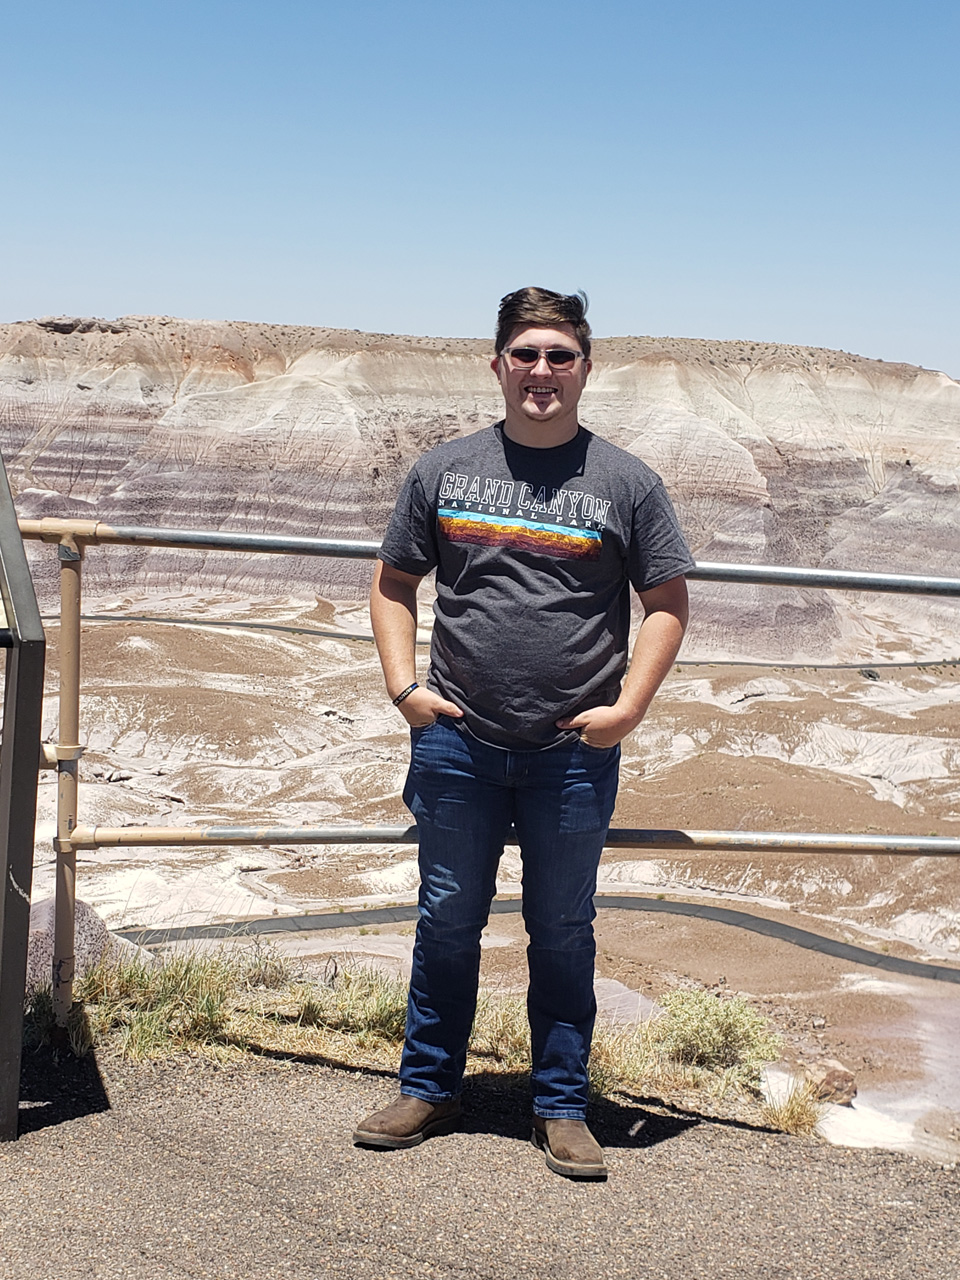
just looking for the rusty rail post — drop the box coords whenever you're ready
[52,534,83,1027]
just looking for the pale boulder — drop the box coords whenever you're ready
[25,897,152,995]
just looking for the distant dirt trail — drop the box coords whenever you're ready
[115,896,960,986]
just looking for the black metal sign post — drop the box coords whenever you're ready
[0,459,45,1141]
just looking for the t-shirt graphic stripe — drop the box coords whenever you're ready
[438,508,602,561]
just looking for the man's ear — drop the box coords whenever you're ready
[490,355,501,374]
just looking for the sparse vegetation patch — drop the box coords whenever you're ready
[24,948,796,1128]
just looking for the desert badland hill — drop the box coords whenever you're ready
[2,314,959,661]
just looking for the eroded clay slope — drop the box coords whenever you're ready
[2,315,958,660]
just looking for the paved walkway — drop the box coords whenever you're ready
[2,1047,956,1279]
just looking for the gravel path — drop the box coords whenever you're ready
[2,1049,956,1280]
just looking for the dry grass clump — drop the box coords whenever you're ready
[27,950,791,1125]
[470,991,531,1069]
[25,954,237,1059]
[77,952,236,1058]
[588,1023,659,1098]
[761,1079,824,1137]
[239,940,294,991]
[294,965,407,1045]
[24,946,267,1056]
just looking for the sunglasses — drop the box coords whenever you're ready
[502,346,584,370]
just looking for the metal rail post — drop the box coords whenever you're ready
[52,535,83,1027]
[0,463,46,1141]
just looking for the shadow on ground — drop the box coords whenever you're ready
[455,1071,777,1150]
[17,1017,111,1137]
[226,1040,778,1151]
[13,1025,777,1150]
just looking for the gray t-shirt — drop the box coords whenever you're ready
[378,423,695,749]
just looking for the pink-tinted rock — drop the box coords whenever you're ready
[805,1058,858,1106]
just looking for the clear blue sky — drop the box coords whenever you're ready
[3,1,958,375]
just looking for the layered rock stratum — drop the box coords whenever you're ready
[2,314,958,660]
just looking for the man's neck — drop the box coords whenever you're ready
[501,414,581,449]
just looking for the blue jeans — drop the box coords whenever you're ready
[399,715,620,1120]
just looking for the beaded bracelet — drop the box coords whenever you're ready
[391,682,419,707]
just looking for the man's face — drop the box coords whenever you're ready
[491,323,591,437]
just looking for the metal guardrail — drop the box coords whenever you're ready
[0,473,45,1141]
[15,516,960,1039]
[19,518,960,597]
[67,824,960,856]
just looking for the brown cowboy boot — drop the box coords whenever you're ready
[353,1094,462,1149]
[532,1116,608,1179]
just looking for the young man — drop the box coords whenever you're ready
[355,287,694,1178]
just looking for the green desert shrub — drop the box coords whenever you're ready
[651,989,782,1086]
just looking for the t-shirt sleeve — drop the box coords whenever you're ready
[377,465,439,576]
[626,480,696,592]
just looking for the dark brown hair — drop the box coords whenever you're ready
[494,286,592,358]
